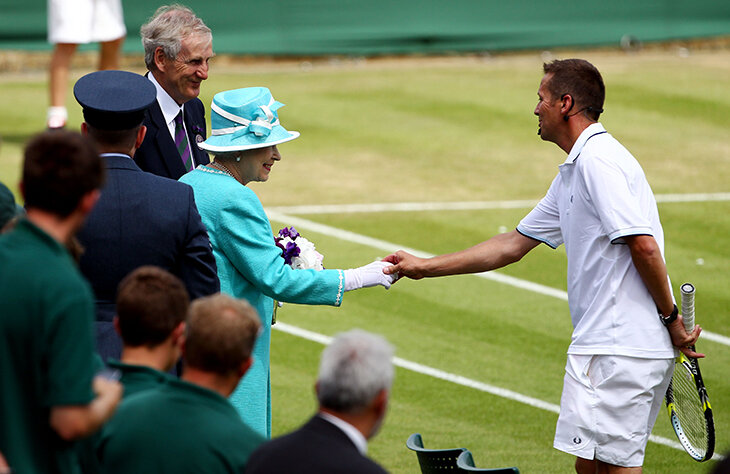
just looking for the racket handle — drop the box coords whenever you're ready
[680,283,695,333]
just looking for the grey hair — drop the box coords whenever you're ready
[140,4,211,70]
[317,329,394,413]
[211,151,240,161]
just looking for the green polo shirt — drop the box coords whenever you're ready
[77,360,175,474]
[106,359,175,398]
[0,219,96,474]
[98,378,266,473]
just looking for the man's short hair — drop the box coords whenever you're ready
[140,4,211,71]
[317,329,394,413]
[543,59,605,121]
[86,124,142,150]
[185,294,261,376]
[116,266,190,347]
[22,131,104,217]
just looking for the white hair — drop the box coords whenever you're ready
[317,329,394,413]
[140,4,211,70]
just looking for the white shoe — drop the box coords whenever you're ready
[47,106,68,129]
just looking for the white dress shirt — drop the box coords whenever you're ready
[147,73,195,168]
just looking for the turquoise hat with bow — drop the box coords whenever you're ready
[198,87,300,152]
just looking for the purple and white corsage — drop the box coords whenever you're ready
[275,226,324,271]
[272,226,324,322]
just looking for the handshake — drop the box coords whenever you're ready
[343,251,420,291]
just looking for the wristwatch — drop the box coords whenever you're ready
[659,304,678,327]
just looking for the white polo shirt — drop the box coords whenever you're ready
[517,123,674,359]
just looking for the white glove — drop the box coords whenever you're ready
[344,260,396,291]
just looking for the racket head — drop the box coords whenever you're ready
[666,351,715,462]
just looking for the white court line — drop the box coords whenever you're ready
[274,322,725,461]
[268,193,730,215]
[268,199,540,214]
[266,210,730,347]
[274,322,560,414]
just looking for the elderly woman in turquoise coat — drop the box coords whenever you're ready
[180,87,394,438]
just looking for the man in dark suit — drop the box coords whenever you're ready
[74,70,219,362]
[245,330,394,474]
[135,5,213,180]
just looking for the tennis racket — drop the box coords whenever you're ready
[664,282,715,462]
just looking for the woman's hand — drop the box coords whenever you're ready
[344,261,397,291]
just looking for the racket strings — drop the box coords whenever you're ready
[671,364,709,455]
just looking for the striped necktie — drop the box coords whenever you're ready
[174,111,193,171]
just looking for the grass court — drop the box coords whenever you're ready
[1,47,728,473]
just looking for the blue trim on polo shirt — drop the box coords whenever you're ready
[516,226,559,249]
[609,226,654,245]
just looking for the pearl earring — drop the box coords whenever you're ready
[236,156,241,162]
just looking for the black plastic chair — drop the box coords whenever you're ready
[406,433,467,473]
[456,450,520,473]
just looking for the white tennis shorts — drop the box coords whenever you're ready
[553,354,673,467]
[48,0,126,44]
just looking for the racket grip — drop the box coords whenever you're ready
[680,283,695,333]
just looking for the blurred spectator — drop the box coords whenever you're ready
[73,69,218,362]
[245,329,393,474]
[98,293,266,473]
[135,5,213,179]
[0,130,122,473]
[110,265,190,395]
[76,265,189,474]
[47,0,125,128]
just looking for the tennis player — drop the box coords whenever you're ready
[384,58,703,473]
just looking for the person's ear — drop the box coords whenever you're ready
[135,125,147,149]
[238,357,253,378]
[171,321,185,349]
[372,389,389,417]
[153,47,168,72]
[113,316,121,336]
[560,94,573,116]
[79,189,101,215]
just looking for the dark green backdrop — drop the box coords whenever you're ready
[1,0,729,54]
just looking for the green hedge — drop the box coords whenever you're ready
[1,0,729,54]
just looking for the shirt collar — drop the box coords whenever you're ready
[147,72,184,126]
[318,412,368,455]
[100,153,131,159]
[15,218,66,255]
[564,122,606,164]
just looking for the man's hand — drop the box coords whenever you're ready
[668,316,705,358]
[383,251,428,280]
[0,450,10,474]
[50,375,123,441]
[93,375,124,402]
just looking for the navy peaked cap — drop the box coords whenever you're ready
[74,70,156,130]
